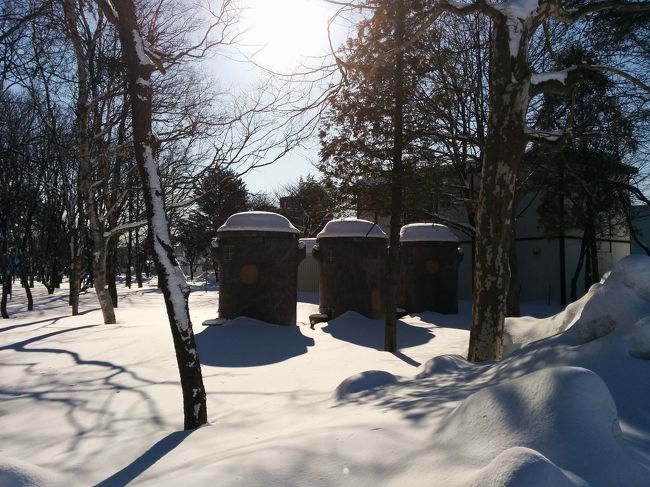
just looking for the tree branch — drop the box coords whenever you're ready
[547,0,650,24]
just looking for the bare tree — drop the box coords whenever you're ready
[95,0,236,429]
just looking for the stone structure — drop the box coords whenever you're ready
[399,223,462,314]
[212,211,305,325]
[314,218,387,319]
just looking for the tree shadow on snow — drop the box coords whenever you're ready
[405,300,473,331]
[95,430,193,487]
[321,312,434,350]
[1,325,170,453]
[196,317,315,367]
[0,307,100,334]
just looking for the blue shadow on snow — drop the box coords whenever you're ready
[196,317,315,367]
[95,430,193,486]
[321,312,434,350]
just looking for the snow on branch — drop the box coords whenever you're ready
[95,0,119,24]
[132,29,166,74]
[530,63,650,96]
[548,0,650,24]
[103,219,148,239]
[524,127,566,143]
[530,67,573,86]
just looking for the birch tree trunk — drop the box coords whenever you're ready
[468,12,530,361]
[100,0,208,429]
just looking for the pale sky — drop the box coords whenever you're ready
[208,0,353,195]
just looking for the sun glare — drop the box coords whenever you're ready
[242,0,332,70]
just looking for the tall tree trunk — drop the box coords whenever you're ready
[18,259,33,311]
[63,0,115,324]
[506,225,520,317]
[135,228,143,288]
[1,244,9,319]
[70,202,85,315]
[571,234,587,302]
[69,195,83,314]
[50,257,59,292]
[384,1,405,353]
[583,206,599,294]
[468,14,531,362]
[69,235,75,306]
[71,248,83,315]
[102,0,207,429]
[126,198,133,288]
[106,236,118,307]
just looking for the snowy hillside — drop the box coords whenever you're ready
[1,256,649,486]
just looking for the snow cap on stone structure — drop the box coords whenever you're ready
[400,223,459,242]
[217,211,299,234]
[317,218,387,239]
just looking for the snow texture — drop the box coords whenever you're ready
[400,223,459,243]
[629,317,650,359]
[2,255,650,486]
[217,211,299,234]
[0,456,64,487]
[316,218,387,239]
[415,353,472,378]
[426,366,647,486]
[463,447,576,487]
[334,370,398,400]
[504,255,650,355]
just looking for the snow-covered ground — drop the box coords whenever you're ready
[1,255,649,486]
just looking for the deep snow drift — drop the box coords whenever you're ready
[1,255,649,486]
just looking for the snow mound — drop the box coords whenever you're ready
[436,366,647,486]
[416,354,471,379]
[217,211,299,234]
[334,370,398,400]
[317,218,387,239]
[400,223,458,243]
[463,447,576,487]
[629,316,650,360]
[563,314,617,345]
[0,456,65,487]
[504,285,593,355]
[504,255,650,355]
[612,254,650,302]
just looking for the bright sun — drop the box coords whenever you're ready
[242,0,333,69]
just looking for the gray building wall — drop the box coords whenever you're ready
[631,205,650,254]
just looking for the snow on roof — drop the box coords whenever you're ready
[400,223,459,242]
[316,218,387,239]
[217,211,299,234]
